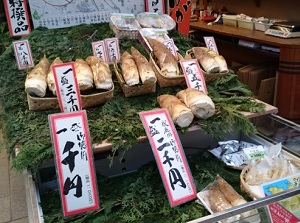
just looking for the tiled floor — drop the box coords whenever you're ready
[0,130,29,223]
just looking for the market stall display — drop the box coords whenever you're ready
[0,21,280,222]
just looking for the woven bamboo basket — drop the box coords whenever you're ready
[27,86,114,111]
[149,52,186,88]
[185,49,229,83]
[113,62,156,97]
[240,159,300,199]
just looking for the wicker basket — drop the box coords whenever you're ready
[185,49,229,83]
[27,86,114,111]
[113,62,156,97]
[149,52,186,88]
[109,15,141,39]
[240,159,300,199]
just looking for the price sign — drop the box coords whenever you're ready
[12,40,34,69]
[52,62,82,112]
[243,145,265,160]
[163,39,178,59]
[204,36,219,54]
[105,37,120,63]
[139,109,197,207]
[92,40,108,62]
[49,110,99,217]
[180,59,207,94]
[4,0,31,37]
[145,0,165,14]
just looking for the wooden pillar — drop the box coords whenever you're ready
[276,47,300,122]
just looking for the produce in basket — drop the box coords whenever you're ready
[25,54,50,97]
[121,51,140,86]
[47,57,63,95]
[74,59,94,91]
[192,47,229,74]
[131,46,157,84]
[176,88,215,119]
[146,37,179,76]
[85,56,113,90]
[216,175,260,221]
[157,94,194,128]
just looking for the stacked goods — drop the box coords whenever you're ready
[24,55,114,110]
[146,37,185,87]
[114,47,156,97]
[186,47,229,83]
[157,88,216,127]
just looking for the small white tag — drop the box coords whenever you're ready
[105,37,120,63]
[243,145,265,160]
[163,39,178,59]
[12,40,34,69]
[91,40,108,62]
[204,36,219,54]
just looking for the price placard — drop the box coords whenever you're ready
[163,39,178,59]
[139,109,197,207]
[12,40,34,69]
[52,62,82,112]
[105,37,120,63]
[92,40,108,62]
[145,0,165,14]
[49,110,99,217]
[204,36,219,54]
[180,59,207,94]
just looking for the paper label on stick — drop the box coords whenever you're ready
[105,37,120,63]
[12,40,34,69]
[49,110,99,217]
[92,40,108,62]
[163,39,178,59]
[180,59,208,94]
[52,62,82,112]
[204,36,219,54]
[139,109,197,207]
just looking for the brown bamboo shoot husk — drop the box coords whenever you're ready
[121,51,140,86]
[192,47,219,73]
[74,59,94,91]
[176,88,215,119]
[131,46,156,84]
[157,94,194,128]
[85,56,113,90]
[47,57,63,96]
[146,37,179,76]
[25,54,50,97]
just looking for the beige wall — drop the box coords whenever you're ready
[211,0,300,21]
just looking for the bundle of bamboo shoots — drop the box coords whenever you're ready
[146,37,179,76]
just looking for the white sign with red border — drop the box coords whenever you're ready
[52,62,82,112]
[180,59,208,94]
[104,37,120,64]
[49,110,99,217]
[4,0,31,37]
[139,109,197,207]
[145,0,165,14]
[91,40,108,62]
[12,40,34,69]
[204,36,219,54]
[163,39,178,60]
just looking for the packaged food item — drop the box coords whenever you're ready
[109,13,141,39]
[136,12,176,31]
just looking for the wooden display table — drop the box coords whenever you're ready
[190,21,300,122]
